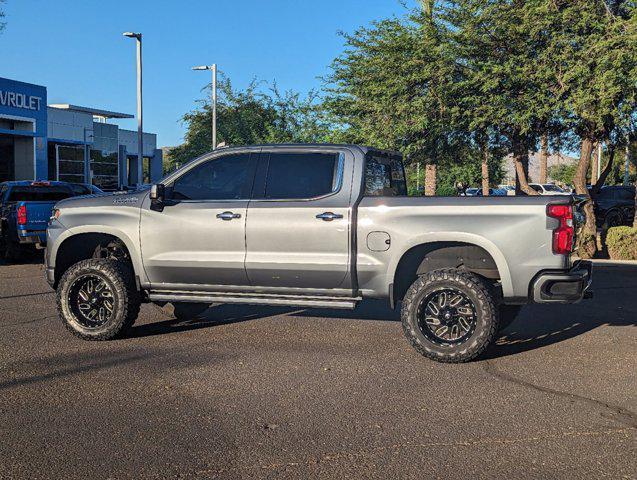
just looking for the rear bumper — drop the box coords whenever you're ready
[531,260,593,304]
[17,229,46,245]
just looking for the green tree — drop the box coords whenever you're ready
[548,163,578,186]
[168,77,330,169]
[325,4,488,195]
[537,0,637,253]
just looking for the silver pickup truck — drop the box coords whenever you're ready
[45,144,592,363]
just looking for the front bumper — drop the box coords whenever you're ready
[531,260,593,304]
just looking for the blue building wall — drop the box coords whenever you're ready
[0,77,48,180]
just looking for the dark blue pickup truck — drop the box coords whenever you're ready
[0,181,101,260]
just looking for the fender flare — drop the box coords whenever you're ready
[50,225,147,285]
[388,232,514,298]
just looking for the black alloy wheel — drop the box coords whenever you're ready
[68,274,115,328]
[417,288,477,345]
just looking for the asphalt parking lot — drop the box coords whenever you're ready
[0,260,635,479]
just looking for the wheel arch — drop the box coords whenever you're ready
[51,228,143,288]
[390,235,512,306]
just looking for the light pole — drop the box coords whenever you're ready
[123,32,144,185]
[192,64,217,150]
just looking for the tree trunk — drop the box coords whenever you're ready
[512,138,537,195]
[573,138,597,257]
[539,134,549,184]
[591,145,614,197]
[424,164,437,196]
[590,142,599,185]
[481,144,489,196]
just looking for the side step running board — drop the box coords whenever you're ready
[149,291,361,310]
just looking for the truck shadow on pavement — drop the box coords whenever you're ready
[129,263,636,360]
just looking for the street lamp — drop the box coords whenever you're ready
[192,64,217,150]
[123,32,144,186]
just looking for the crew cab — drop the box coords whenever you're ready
[45,145,592,363]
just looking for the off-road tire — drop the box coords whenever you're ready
[2,231,23,262]
[171,302,210,320]
[498,305,523,332]
[57,259,140,340]
[602,209,624,230]
[401,269,499,363]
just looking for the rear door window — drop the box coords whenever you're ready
[263,152,341,200]
[7,186,74,202]
[364,154,407,196]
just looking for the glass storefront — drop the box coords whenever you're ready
[0,135,15,182]
[91,123,119,190]
[57,145,85,184]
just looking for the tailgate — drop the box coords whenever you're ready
[18,201,57,232]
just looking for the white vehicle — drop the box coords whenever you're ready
[529,183,571,195]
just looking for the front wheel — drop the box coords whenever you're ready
[401,269,499,363]
[57,259,140,340]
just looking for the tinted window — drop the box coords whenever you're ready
[616,188,634,201]
[172,154,256,201]
[7,186,73,202]
[543,184,564,192]
[364,154,407,196]
[68,184,93,196]
[264,153,340,199]
[529,184,542,193]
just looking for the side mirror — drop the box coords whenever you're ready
[149,183,165,201]
[149,184,165,211]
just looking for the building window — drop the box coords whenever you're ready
[55,144,85,184]
[90,149,119,190]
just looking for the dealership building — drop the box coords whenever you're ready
[0,76,163,190]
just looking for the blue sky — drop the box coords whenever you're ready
[1,0,416,147]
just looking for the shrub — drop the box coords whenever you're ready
[606,226,637,260]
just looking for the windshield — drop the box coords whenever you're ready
[543,184,564,192]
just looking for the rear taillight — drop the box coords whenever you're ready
[17,204,27,226]
[547,204,574,255]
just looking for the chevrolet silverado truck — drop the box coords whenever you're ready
[45,144,592,363]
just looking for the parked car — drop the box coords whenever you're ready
[0,181,101,260]
[590,185,635,228]
[461,187,480,196]
[498,185,516,196]
[45,144,592,363]
[529,183,571,195]
[475,188,507,196]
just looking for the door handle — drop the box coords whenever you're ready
[316,212,343,221]
[216,211,241,221]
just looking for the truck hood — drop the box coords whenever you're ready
[55,191,147,210]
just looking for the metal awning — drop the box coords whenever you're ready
[48,104,134,119]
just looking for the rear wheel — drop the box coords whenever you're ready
[57,259,140,340]
[401,269,499,363]
[603,210,623,229]
[1,230,23,262]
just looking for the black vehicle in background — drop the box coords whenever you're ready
[591,185,635,228]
